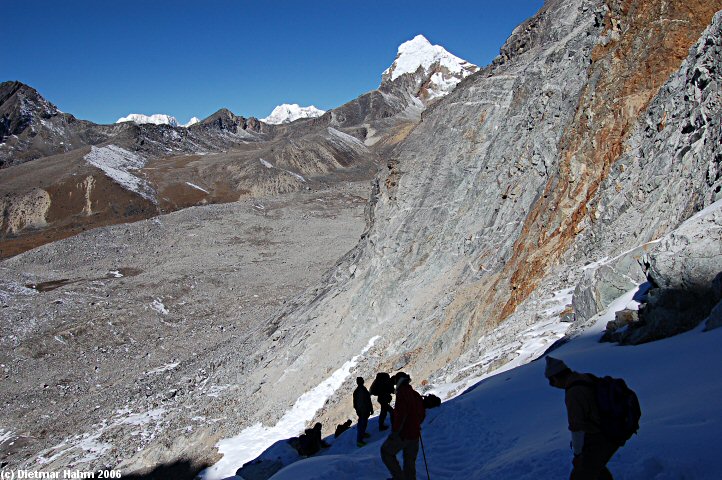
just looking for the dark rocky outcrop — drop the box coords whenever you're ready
[603,200,722,343]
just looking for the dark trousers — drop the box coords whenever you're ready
[570,433,620,480]
[357,414,369,443]
[379,401,393,427]
[381,432,420,480]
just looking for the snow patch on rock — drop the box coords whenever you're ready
[36,407,168,467]
[186,182,210,194]
[198,336,380,480]
[258,158,306,183]
[151,298,169,315]
[145,362,179,375]
[0,429,14,445]
[84,145,156,202]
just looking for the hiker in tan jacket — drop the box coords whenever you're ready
[545,356,621,480]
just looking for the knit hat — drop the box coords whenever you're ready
[395,372,411,388]
[544,356,569,379]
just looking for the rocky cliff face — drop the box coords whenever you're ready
[230,0,722,440]
[0,81,116,169]
[572,8,722,325]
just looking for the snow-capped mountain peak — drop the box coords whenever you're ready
[182,117,201,128]
[116,113,179,127]
[261,104,325,125]
[382,34,479,100]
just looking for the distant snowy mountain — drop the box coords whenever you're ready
[261,104,325,125]
[183,117,201,127]
[382,34,479,100]
[115,114,202,128]
[116,113,179,127]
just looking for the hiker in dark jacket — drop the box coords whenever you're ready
[310,422,330,449]
[296,422,329,456]
[381,372,425,480]
[545,356,621,480]
[353,377,373,447]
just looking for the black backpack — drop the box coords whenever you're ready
[297,429,320,456]
[572,375,641,445]
[422,394,441,409]
[370,372,391,396]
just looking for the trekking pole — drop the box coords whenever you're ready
[420,432,431,480]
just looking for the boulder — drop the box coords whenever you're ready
[572,249,647,323]
[596,201,722,345]
[646,202,722,290]
[610,202,722,344]
[618,287,716,344]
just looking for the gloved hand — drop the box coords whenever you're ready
[571,431,585,455]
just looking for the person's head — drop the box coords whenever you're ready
[356,376,364,386]
[395,372,411,389]
[313,422,322,431]
[544,356,572,389]
[343,419,352,427]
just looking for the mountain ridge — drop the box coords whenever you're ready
[0,34,480,259]
[2,3,721,477]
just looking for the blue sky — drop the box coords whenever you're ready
[4,1,544,124]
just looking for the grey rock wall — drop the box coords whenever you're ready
[245,3,722,425]
[569,11,722,322]
[572,11,722,261]
[250,0,607,406]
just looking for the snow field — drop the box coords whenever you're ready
[199,337,381,480]
[265,284,722,479]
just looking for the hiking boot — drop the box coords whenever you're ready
[379,424,388,431]
[356,440,367,447]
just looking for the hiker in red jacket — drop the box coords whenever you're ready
[381,372,425,480]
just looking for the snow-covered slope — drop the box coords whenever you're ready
[200,200,722,479]
[116,113,179,127]
[84,145,155,202]
[382,35,479,99]
[261,104,326,125]
[215,285,722,480]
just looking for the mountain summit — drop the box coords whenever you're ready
[261,104,326,124]
[381,34,479,100]
[116,113,180,127]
